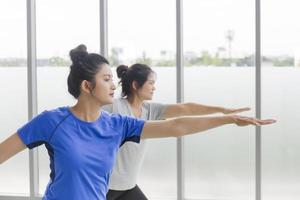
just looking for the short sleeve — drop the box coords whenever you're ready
[110,114,145,146]
[148,102,168,120]
[17,111,53,149]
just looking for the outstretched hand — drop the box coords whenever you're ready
[222,107,251,115]
[232,115,276,126]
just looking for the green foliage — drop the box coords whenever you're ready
[0,50,294,68]
[49,56,70,66]
[135,51,152,66]
[273,57,294,66]
[155,59,175,66]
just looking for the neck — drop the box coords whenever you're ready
[126,95,144,118]
[70,95,102,122]
[126,95,144,109]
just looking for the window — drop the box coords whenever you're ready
[184,0,255,199]
[0,0,29,195]
[262,0,300,199]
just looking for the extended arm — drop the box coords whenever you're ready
[0,133,26,164]
[162,102,250,119]
[141,115,275,139]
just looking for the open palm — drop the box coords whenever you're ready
[232,115,276,126]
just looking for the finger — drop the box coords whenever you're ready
[261,120,276,124]
[229,107,251,114]
[239,107,251,111]
[258,119,276,123]
[241,118,259,126]
[257,119,276,125]
[249,118,261,126]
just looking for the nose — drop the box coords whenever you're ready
[111,82,116,90]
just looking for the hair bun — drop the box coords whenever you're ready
[116,65,129,79]
[69,44,88,64]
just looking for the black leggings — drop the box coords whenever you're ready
[106,185,148,200]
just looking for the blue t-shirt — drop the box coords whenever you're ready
[17,107,145,200]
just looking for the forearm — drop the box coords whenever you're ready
[0,133,26,165]
[174,115,233,137]
[184,102,224,115]
[141,115,234,139]
[142,115,273,139]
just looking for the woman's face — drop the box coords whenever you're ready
[136,72,156,101]
[91,64,116,105]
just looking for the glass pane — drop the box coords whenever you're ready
[262,0,300,199]
[36,0,99,194]
[108,0,177,199]
[0,0,29,195]
[184,0,255,199]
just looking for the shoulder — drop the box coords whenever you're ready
[99,111,128,135]
[42,106,70,118]
[143,101,167,110]
[102,111,124,123]
[102,111,139,126]
[36,106,71,126]
[17,107,71,144]
[102,98,127,113]
[142,101,168,120]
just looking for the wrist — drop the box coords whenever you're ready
[224,115,236,124]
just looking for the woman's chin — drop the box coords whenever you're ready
[107,98,114,104]
[147,96,153,100]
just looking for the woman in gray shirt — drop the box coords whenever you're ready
[103,63,256,200]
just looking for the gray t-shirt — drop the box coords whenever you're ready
[102,98,167,190]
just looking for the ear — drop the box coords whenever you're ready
[81,80,92,94]
[131,81,138,91]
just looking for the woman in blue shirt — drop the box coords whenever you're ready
[0,44,275,200]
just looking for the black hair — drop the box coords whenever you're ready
[67,44,109,99]
[116,63,154,97]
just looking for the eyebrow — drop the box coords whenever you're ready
[103,74,113,77]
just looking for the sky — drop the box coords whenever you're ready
[0,0,299,59]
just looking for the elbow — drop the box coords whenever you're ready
[171,118,187,137]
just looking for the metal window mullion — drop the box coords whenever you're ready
[255,0,261,200]
[0,196,41,200]
[100,0,108,57]
[27,0,39,198]
[176,0,184,199]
